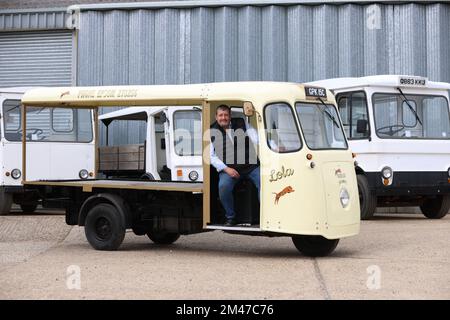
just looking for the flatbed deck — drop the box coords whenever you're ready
[23,179,203,193]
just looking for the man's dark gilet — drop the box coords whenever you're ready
[211,118,259,174]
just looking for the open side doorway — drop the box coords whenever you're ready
[204,101,261,229]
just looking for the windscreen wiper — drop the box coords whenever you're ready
[6,105,20,113]
[397,88,422,126]
[317,97,340,129]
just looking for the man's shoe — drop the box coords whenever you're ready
[224,219,236,227]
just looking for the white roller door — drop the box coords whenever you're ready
[0,31,73,87]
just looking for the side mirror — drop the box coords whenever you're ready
[160,112,167,123]
[243,101,255,117]
[356,119,368,134]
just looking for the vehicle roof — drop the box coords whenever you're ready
[21,82,335,108]
[0,87,35,94]
[308,75,450,91]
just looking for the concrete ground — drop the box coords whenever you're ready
[0,210,449,300]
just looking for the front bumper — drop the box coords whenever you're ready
[366,171,450,196]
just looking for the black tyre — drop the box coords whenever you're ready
[292,235,339,257]
[20,203,38,213]
[357,174,377,220]
[0,190,13,215]
[140,173,155,180]
[420,195,450,219]
[147,231,180,245]
[84,203,125,250]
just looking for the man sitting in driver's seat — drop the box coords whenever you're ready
[210,104,260,226]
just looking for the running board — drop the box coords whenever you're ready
[205,224,262,232]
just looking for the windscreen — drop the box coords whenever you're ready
[2,100,93,142]
[295,102,347,149]
[373,93,450,139]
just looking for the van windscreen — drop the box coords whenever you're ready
[2,100,93,143]
[295,102,348,150]
[373,93,450,139]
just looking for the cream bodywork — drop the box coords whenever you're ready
[22,82,360,239]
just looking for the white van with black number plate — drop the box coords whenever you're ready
[98,106,203,182]
[309,75,450,219]
[97,106,247,182]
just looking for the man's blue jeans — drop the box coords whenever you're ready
[218,166,260,221]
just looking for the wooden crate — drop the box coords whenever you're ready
[99,144,145,172]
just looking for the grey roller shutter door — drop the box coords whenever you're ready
[0,31,73,87]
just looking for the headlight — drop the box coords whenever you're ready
[381,166,393,179]
[339,188,350,208]
[79,169,89,180]
[11,169,21,179]
[188,170,199,181]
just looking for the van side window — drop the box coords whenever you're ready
[337,97,350,137]
[3,100,21,131]
[337,92,369,139]
[264,103,302,153]
[52,108,74,132]
[2,101,93,142]
[173,110,202,156]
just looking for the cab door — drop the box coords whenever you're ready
[260,100,359,237]
[166,106,203,182]
[259,102,328,234]
[0,96,28,186]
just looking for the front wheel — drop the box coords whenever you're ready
[147,231,180,244]
[292,235,339,257]
[357,174,377,220]
[0,190,13,215]
[420,195,450,219]
[85,203,125,250]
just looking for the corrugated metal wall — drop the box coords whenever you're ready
[0,31,73,87]
[0,10,69,31]
[76,3,450,145]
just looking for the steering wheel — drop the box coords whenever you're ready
[376,125,405,136]
[18,128,44,140]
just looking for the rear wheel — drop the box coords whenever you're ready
[0,190,13,215]
[85,203,125,250]
[357,174,377,220]
[420,195,450,219]
[20,203,38,213]
[292,235,339,257]
[147,231,180,245]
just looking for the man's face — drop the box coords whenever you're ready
[215,108,231,129]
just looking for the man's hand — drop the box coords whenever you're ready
[224,167,240,179]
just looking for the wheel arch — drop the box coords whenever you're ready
[355,165,366,176]
[78,193,132,228]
